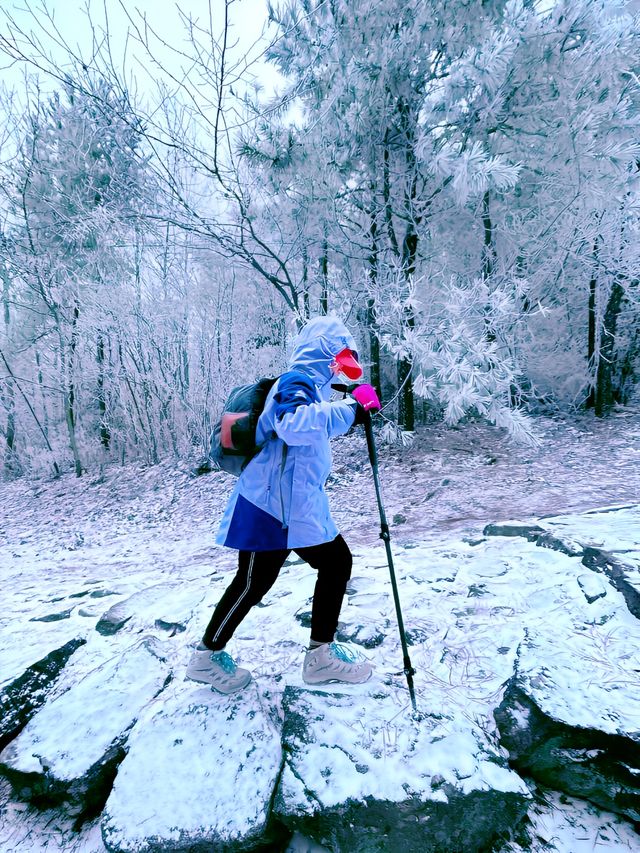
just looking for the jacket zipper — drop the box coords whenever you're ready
[279,444,289,529]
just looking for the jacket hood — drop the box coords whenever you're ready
[288,315,358,390]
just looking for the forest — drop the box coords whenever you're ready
[0,0,639,478]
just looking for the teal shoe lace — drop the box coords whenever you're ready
[329,642,358,663]
[211,650,237,673]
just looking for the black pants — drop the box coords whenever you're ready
[202,535,352,651]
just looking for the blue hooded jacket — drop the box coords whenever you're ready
[216,316,359,550]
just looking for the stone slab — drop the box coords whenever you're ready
[101,683,284,853]
[274,685,531,853]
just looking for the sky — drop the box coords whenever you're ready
[0,0,280,103]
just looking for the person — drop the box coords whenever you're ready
[186,315,381,694]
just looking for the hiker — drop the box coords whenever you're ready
[187,315,381,693]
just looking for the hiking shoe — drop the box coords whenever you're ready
[302,642,372,685]
[186,648,252,694]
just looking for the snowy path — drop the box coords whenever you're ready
[1,412,639,852]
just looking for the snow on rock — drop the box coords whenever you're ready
[484,505,640,622]
[495,624,640,822]
[101,683,284,853]
[576,573,608,604]
[581,547,640,620]
[541,505,640,552]
[0,426,639,853]
[534,531,583,557]
[0,637,85,751]
[274,685,531,853]
[0,638,170,815]
[502,789,640,853]
[95,583,204,637]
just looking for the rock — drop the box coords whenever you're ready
[491,506,640,621]
[0,638,85,752]
[295,610,313,629]
[535,532,583,558]
[495,681,640,823]
[405,627,432,646]
[154,619,186,636]
[0,638,170,817]
[542,505,640,552]
[335,623,386,649]
[494,625,640,823]
[190,457,213,476]
[274,686,531,853]
[29,608,74,623]
[576,573,608,604]
[483,522,546,541]
[101,684,284,853]
[79,605,105,618]
[95,606,133,636]
[95,585,172,635]
[96,584,204,636]
[467,583,490,597]
[581,547,640,620]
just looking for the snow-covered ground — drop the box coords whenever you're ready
[1,410,639,852]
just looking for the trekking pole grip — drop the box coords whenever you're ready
[363,410,378,469]
[363,411,388,532]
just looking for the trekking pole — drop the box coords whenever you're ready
[363,411,417,711]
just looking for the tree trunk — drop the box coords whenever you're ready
[319,238,328,315]
[382,128,400,256]
[35,350,49,439]
[1,263,16,470]
[586,274,597,409]
[302,247,310,320]
[64,301,83,476]
[366,304,381,399]
[399,218,417,426]
[181,316,190,395]
[594,278,625,417]
[397,343,415,430]
[97,333,111,450]
[0,378,16,473]
[4,381,15,453]
[367,211,381,398]
[482,190,497,344]
[586,242,599,409]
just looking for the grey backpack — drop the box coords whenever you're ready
[209,377,277,475]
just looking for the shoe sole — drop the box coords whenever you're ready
[303,670,373,686]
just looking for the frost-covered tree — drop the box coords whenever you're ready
[1,79,151,473]
[0,67,292,475]
[415,0,640,412]
[261,0,528,434]
[1,0,639,480]
[261,0,640,438]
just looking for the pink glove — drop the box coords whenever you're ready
[351,383,381,411]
